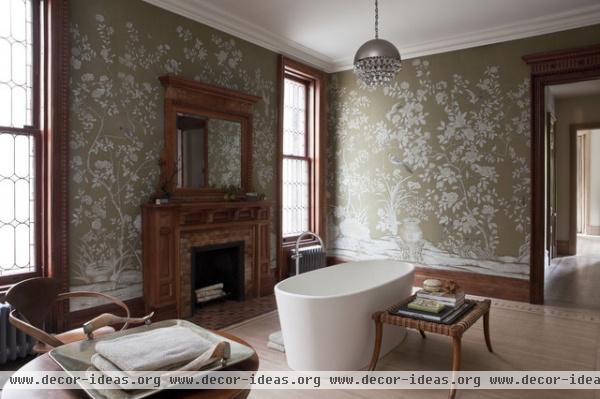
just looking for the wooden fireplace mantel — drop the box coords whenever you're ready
[142,200,273,320]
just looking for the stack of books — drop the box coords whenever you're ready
[392,288,473,324]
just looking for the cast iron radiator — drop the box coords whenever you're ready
[0,303,35,364]
[288,245,327,276]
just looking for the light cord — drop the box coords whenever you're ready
[375,0,379,39]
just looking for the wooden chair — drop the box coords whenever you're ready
[5,277,152,353]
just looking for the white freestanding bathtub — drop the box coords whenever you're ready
[274,260,415,371]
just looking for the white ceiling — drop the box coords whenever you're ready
[143,0,600,72]
[549,79,600,99]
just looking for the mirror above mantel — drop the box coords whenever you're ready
[176,113,242,189]
[157,75,261,202]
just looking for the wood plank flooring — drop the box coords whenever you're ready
[546,235,600,310]
[225,299,600,399]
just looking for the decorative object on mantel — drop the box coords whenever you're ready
[244,192,266,202]
[353,0,402,88]
[223,185,241,201]
[153,157,179,204]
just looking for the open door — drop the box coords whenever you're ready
[546,112,558,260]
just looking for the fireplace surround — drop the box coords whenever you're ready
[142,201,273,320]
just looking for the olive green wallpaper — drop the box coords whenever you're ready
[206,118,243,189]
[69,0,277,309]
[69,0,600,307]
[327,25,600,279]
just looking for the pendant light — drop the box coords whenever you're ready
[353,0,402,87]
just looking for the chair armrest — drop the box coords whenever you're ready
[82,312,154,340]
[9,310,64,348]
[56,291,131,329]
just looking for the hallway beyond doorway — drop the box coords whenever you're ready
[546,235,600,310]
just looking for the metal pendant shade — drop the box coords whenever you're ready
[353,0,401,87]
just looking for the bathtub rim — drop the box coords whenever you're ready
[274,259,415,301]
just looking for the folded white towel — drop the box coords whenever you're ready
[95,326,212,372]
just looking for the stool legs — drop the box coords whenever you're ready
[449,336,461,399]
[483,310,493,353]
[368,315,383,371]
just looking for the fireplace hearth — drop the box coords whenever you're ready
[191,241,245,313]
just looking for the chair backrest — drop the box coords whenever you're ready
[4,277,62,329]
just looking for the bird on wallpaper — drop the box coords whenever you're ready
[389,154,414,174]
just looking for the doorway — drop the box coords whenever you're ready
[524,44,600,304]
[574,127,600,239]
[541,82,600,309]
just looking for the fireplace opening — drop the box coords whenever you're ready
[191,241,245,313]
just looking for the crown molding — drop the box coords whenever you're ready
[143,0,600,74]
[141,0,335,72]
[332,4,600,71]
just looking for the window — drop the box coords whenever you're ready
[278,57,326,249]
[282,77,310,237]
[0,0,40,278]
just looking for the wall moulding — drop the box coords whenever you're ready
[326,256,529,302]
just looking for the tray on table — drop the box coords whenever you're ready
[49,319,256,399]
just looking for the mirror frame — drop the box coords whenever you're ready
[158,75,260,202]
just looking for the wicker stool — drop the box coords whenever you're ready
[368,296,493,399]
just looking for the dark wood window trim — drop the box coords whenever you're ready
[276,56,327,279]
[281,74,312,242]
[0,0,71,331]
[0,0,42,286]
[523,44,600,304]
[44,0,71,331]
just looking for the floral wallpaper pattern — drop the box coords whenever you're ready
[69,2,600,307]
[207,118,242,189]
[328,59,531,279]
[69,0,277,309]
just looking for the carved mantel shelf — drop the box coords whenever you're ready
[142,201,273,320]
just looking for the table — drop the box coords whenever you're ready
[368,296,492,399]
[1,331,259,399]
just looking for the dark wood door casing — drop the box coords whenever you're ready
[523,44,600,304]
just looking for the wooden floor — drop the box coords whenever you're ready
[225,298,600,399]
[187,294,277,330]
[546,235,600,310]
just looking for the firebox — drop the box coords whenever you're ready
[190,241,245,313]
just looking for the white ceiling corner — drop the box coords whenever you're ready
[141,0,334,71]
[143,0,600,73]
